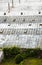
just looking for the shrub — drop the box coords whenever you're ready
[3,47,20,59]
[24,48,41,58]
[3,48,11,59]
[10,47,20,57]
[15,54,23,64]
[24,49,32,57]
[3,47,41,59]
[20,53,27,59]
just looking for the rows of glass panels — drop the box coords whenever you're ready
[0,16,42,23]
[0,28,42,35]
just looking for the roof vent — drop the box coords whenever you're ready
[29,24,31,26]
[4,19,7,22]
[21,12,23,15]
[24,30,27,34]
[23,19,25,22]
[4,13,6,15]
[40,24,42,26]
[38,11,41,14]
[13,19,16,22]
[8,24,10,26]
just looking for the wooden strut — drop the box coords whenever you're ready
[12,0,14,8]
[19,0,20,3]
[8,2,10,13]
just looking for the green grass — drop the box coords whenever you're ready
[0,48,2,51]
[0,58,42,65]
[20,58,42,65]
[0,58,18,65]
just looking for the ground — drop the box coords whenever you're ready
[20,58,42,65]
[0,58,42,65]
[0,58,18,65]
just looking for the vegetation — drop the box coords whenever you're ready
[0,58,18,65]
[2,47,42,64]
[15,54,23,64]
[0,58,42,65]
[3,47,20,59]
[23,48,41,58]
[20,58,42,65]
